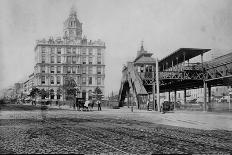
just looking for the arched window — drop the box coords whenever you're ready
[50,76,54,84]
[57,76,61,85]
[57,89,62,100]
[82,90,86,99]
[50,89,55,99]
[88,90,92,100]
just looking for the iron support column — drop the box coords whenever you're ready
[184,89,187,104]
[201,53,204,71]
[172,60,174,71]
[204,81,207,111]
[208,84,211,111]
[156,58,160,112]
[153,65,156,111]
[168,91,171,102]
[174,90,177,110]
[127,90,129,108]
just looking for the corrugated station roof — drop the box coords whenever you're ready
[159,48,211,71]
[203,51,232,69]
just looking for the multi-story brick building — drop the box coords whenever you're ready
[33,8,105,101]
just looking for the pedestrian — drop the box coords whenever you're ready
[97,100,102,111]
[75,98,79,111]
[84,99,89,111]
[73,102,76,110]
[161,102,165,114]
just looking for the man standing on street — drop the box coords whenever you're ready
[97,100,102,111]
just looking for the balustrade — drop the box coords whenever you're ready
[138,72,154,79]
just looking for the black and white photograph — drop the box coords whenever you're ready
[0,0,232,154]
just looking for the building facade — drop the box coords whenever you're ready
[33,9,105,101]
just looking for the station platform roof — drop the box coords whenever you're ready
[159,48,210,70]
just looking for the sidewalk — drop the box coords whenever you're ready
[51,105,232,131]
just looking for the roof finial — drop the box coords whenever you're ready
[141,40,144,51]
[70,5,77,16]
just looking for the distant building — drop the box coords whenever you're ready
[23,80,30,95]
[33,8,105,101]
[14,83,24,98]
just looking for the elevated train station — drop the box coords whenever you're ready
[118,44,232,112]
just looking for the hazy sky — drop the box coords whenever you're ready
[0,0,232,95]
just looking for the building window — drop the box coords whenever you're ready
[67,66,71,73]
[82,56,86,64]
[82,77,86,85]
[89,57,93,64]
[51,56,54,63]
[41,76,45,84]
[97,67,101,74]
[67,47,71,54]
[42,55,45,63]
[57,94,61,100]
[97,48,101,56]
[50,76,54,84]
[41,47,46,54]
[50,66,55,73]
[67,56,71,64]
[72,56,76,64]
[72,66,76,74]
[57,76,61,85]
[88,90,92,100]
[97,57,101,64]
[41,66,45,73]
[51,47,55,54]
[88,48,93,55]
[77,65,80,73]
[57,56,61,63]
[97,77,101,85]
[82,66,86,74]
[82,91,86,99]
[89,77,92,85]
[88,66,92,74]
[57,66,61,73]
[63,66,66,74]
[72,48,76,54]
[76,76,80,85]
[57,47,61,54]
[82,48,86,55]
[50,89,54,99]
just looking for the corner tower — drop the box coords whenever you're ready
[63,8,82,41]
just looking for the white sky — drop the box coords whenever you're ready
[0,0,232,95]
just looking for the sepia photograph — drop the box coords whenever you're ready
[0,0,232,154]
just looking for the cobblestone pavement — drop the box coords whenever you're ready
[1,104,232,154]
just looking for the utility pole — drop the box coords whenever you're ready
[155,58,160,112]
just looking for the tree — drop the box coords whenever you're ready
[28,87,40,105]
[28,87,40,99]
[39,89,49,100]
[62,76,77,104]
[93,86,103,100]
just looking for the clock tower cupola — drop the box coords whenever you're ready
[63,7,82,41]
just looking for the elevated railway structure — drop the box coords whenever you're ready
[119,45,232,112]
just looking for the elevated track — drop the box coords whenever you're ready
[119,46,232,111]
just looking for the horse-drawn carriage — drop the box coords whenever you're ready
[76,98,94,111]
